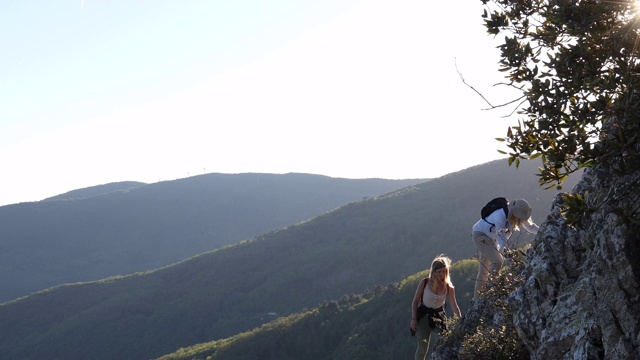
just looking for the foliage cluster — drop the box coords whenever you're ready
[433,249,529,359]
[481,0,640,188]
[460,250,528,359]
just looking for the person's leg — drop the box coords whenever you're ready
[414,317,433,360]
[472,232,489,300]
[485,239,504,276]
[473,255,491,301]
[472,232,503,300]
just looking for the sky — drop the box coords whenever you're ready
[0,0,519,207]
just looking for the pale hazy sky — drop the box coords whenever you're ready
[0,0,518,207]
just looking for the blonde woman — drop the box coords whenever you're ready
[471,198,539,301]
[410,255,462,360]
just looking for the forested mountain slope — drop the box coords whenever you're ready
[155,260,478,360]
[0,173,422,302]
[0,159,580,360]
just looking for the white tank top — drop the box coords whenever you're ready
[422,280,448,308]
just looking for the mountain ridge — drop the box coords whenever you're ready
[0,172,425,302]
[41,181,147,202]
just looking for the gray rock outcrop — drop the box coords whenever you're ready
[512,165,640,359]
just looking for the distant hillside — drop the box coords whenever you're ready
[0,173,424,302]
[0,159,582,360]
[42,181,146,201]
[156,260,479,360]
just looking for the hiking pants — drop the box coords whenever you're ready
[414,314,439,360]
[472,231,503,300]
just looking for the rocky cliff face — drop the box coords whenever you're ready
[432,163,640,359]
[512,165,640,359]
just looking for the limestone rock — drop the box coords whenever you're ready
[512,166,640,359]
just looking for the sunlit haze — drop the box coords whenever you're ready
[0,0,518,206]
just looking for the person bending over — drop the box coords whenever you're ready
[471,198,539,301]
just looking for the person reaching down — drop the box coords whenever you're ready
[471,198,539,301]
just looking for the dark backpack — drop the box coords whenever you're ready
[481,197,509,229]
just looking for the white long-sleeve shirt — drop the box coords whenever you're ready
[472,209,539,251]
